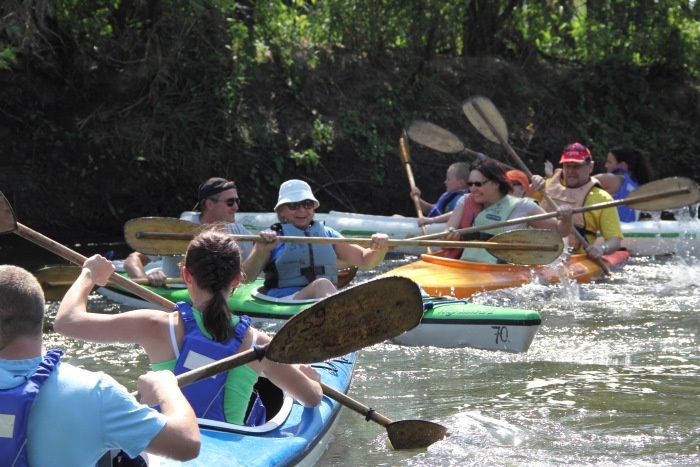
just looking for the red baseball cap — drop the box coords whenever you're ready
[560,142,592,164]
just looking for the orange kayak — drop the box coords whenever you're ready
[382,250,630,299]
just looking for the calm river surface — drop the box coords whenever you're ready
[2,233,699,466]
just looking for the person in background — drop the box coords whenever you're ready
[505,169,532,198]
[124,177,255,286]
[535,142,623,258]
[243,179,390,299]
[443,158,573,263]
[55,228,323,427]
[595,146,653,222]
[414,162,469,227]
[0,265,200,466]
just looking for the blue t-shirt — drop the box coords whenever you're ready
[0,357,167,466]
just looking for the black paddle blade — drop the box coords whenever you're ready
[387,419,448,450]
[0,192,18,234]
[266,276,424,364]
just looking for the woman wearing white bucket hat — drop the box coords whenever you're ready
[243,179,390,299]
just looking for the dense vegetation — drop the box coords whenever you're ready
[1,0,699,238]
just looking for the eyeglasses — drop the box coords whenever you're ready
[212,197,240,207]
[286,199,315,210]
[466,180,491,188]
[510,182,522,187]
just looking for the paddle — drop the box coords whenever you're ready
[33,265,185,301]
[124,217,565,265]
[0,193,175,310]
[321,382,447,450]
[463,95,613,274]
[409,177,700,241]
[398,129,431,251]
[406,120,517,170]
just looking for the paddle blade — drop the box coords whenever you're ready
[35,265,82,301]
[387,420,448,450]
[124,217,201,255]
[462,95,508,144]
[0,192,18,234]
[487,230,564,265]
[406,120,465,154]
[266,276,423,364]
[624,177,700,211]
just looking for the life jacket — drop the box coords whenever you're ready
[427,189,468,217]
[443,194,483,259]
[264,222,338,289]
[610,167,639,222]
[459,195,521,264]
[171,302,261,423]
[541,168,597,249]
[0,349,63,467]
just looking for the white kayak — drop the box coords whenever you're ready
[236,210,700,257]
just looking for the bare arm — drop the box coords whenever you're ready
[54,254,172,360]
[123,252,167,287]
[138,371,200,461]
[528,204,573,238]
[241,230,278,283]
[334,233,389,269]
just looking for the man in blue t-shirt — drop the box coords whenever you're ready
[0,265,200,466]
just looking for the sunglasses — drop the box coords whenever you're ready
[510,182,523,187]
[212,197,241,207]
[466,180,491,188]
[286,199,315,210]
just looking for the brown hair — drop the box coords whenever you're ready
[0,265,45,345]
[469,159,511,196]
[182,228,242,342]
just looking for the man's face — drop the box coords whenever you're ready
[561,162,593,188]
[203,188,240,223]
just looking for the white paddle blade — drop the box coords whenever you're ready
[462,95,509,144]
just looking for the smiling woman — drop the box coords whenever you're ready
[443,159,573,263]
[240,180,392,300]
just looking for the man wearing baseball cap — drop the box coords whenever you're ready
[124,177,255,285]
[535,143,622,258]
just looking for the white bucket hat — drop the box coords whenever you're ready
[274,179,320,210]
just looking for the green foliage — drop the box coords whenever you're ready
[0,0,698,232]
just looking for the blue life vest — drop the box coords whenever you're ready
[427,189,467,217]
[611,167,639,222]
[0,349,62,467]
[265,222,338,289]
[172,302,255,422]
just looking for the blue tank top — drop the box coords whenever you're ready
[0,349,62,467]
[172,302,252,422]
[611,167,639,222]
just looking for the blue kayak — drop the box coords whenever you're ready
[137,352,357,466]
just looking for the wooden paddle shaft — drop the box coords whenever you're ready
[135,231,560,252]
[43,277,184,287]
[399,130,431,254]
[14,223,175,310]
[411,186,693,241]
[322,382,393,427]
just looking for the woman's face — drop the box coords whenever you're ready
[279,199,316,229]
[605,152,621,172]
[467,170,501,205]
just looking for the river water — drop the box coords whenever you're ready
[2,233,699,466]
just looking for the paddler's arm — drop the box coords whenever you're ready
[335,233,390,269]
[241,230,278,283]
[123,251,167,287]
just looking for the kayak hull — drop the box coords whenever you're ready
[143,352,356,466]
[97,275,542,353]
[380,251,630,299]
